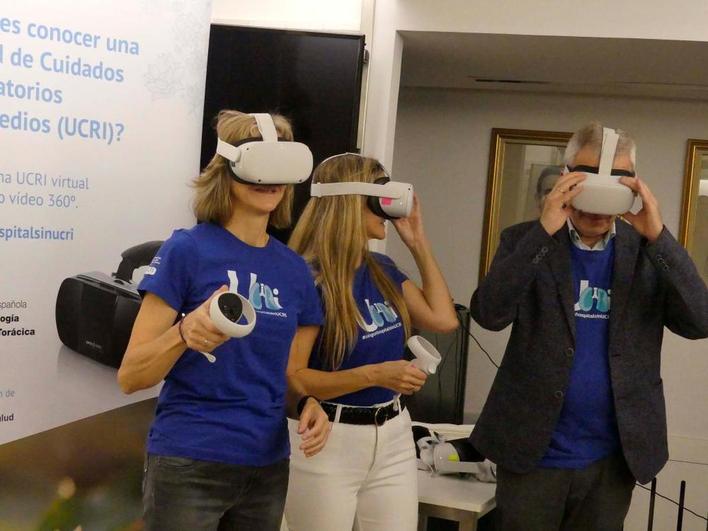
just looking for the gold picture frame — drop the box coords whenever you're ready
[679,139,708,284]
[479,128,572,281]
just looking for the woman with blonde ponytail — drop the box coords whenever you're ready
[285,153,458,531]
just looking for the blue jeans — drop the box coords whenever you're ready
[143,454,289,531]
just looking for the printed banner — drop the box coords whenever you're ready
[0,0,212,445]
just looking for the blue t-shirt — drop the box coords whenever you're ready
[308,252,409,406]
[541,239,620,468]
[138,222,323,467]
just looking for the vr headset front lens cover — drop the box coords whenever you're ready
[309,154,414,220]
[570,127,636,216]
[215,113,314,185]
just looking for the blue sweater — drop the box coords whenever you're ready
[540,239,621,468]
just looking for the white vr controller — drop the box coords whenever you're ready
[570,127,636,216]
[199,291,257,363]
[407,335,442,375]
[216,113,313,185]
[416,434,497,481]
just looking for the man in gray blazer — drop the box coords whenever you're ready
[469,122,708,531]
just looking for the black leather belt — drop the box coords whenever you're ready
[320,400,403,426]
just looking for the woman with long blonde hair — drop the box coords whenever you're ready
[285,153,458,530]
[117,110,329,530]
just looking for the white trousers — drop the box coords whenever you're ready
[285,406,418,531]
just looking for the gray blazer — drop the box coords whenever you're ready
[469,220,708,484]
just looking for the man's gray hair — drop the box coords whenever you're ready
[563,121,636,170]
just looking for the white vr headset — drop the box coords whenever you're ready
[216,113,313,185]
[309,154,414,220]
[569,127,636,216]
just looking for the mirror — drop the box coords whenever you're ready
[480,128,571,280]
[679,139,708,284]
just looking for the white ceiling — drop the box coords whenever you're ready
[400,32,708,100]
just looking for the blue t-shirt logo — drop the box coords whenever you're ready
[574,279,611,315]
[361,298,399,332]
[227,269,285,314]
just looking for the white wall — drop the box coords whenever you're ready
[211,0,362,31]
[390,86,708,530]
[386,0,708,40]
[364,0,708,175]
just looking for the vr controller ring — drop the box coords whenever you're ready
[209,292,257,338]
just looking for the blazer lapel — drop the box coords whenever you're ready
[610,220,640,350]
[549,227,576,341]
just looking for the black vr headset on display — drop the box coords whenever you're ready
[568,127,637,216]
[55,241,163,369]
[310,153,414,220]
[216,113,314,185]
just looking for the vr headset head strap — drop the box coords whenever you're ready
[598,127,620,176]
[310,181,404,199]
[216,138,241,162]
[251,113,279,142]
[216,113,280,162]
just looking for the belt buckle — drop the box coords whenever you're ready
[374,406,387,426]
